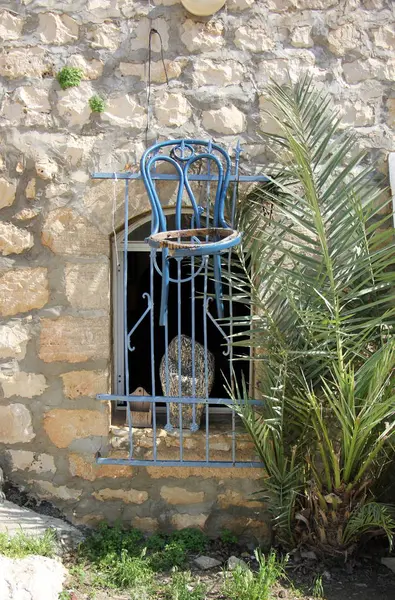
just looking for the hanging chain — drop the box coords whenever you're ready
[145,28,169,147]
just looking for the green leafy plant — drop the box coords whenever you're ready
[220,529,238,546]
[89,94,106,113]
[57,66,83,90]
[150,540,187,572]
[223,549,286,600]
[77,522,152,590]
[171,528,208,553]
[0,529,56,558]
[165,569,206,600]
[231,75,395,556]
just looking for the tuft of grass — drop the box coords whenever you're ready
[0,529,56,558]
[91,549,153,590]
[223,549,287,600]
[89,94,106,113]
[165,569,206,600]
[312,575,325,599]
[57,66,83,90]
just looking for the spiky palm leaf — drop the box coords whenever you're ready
[230,75,395,554]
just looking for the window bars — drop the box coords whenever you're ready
[93,139,268,468]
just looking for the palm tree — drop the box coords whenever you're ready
[230,75,395,555]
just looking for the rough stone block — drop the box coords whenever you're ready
[41,208,109,256]
[0,48,51,79]
[160,486,205,505]
[155,93,192,127]
[132,516,159,532]
[25,179,36,199]
[234,26,275,52]
[0,321,31,360]
[0,555,67,600]
[64,263,109,310]
[102,95,146,129]
[37,12,79,45]
[39,316,110,363]
[0,10,24,40]
[57,84,93,127]
[119,59,185,83]
[93,488,148,504]
[373,25,395,50]
[181,20,224,52]
[0,222,34,256]
[89,21,120,50]
[30,480,82,501]
[43,408,110,448]
[217,490,262,509]
[0,371,47,398]
[228,0,255,10]
[68,54,104,79]
[0,178,16,209]
[192,59,244,87]
[171,513,208,530]
[147,466,261,480]
[291,26,313,48]
[130,18,168,51]
[7,450,55,474]
[0,403,35,444]
[202,106,246,135]
[327,24,360,56]
[68,453,134,480]
[61,369,109,399]
[0,268,49,317]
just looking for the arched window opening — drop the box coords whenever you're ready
[112,208,251,426]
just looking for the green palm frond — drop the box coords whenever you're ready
[343,503,395,549]
[229,75,395,554]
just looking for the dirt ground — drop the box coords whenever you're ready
[64,555,395,600]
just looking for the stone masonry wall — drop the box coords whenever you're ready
[0,0,394,540]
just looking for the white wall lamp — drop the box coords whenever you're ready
[181,0,226,17]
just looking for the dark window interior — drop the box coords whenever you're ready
[126,251,249,401]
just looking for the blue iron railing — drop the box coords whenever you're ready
[93,139,268,468]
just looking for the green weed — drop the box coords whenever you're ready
[89,94,106,113]
[220,529,238,545]
[91,549,153,590]
[0,529,56,558]
[223,549,287,600]
[57,66,83,90]
[171,528,208,553]
[151,540,187,572]
[165,569,206,600]
[312,575,325,599]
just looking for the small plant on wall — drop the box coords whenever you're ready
[57,66,84,90]
[89,94,106,113]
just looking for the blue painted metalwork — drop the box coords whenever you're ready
[93,139,266,468]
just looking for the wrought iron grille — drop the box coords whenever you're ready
[93,139,268,468]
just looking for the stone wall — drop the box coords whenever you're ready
[0,0,394,539]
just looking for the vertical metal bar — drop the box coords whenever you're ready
[191,255,197,431]
[150,249,157,462]
[230,142,241,466]
[203,256,209,463]
[164,285,171,431]
[177,257,183,462]
[124,179,133,459]
[204,143,212,462]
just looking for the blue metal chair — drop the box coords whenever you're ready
[140,139,242,326]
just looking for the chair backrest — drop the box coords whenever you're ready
[140,139,232,235]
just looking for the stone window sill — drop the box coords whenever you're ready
[109,412,258,463]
